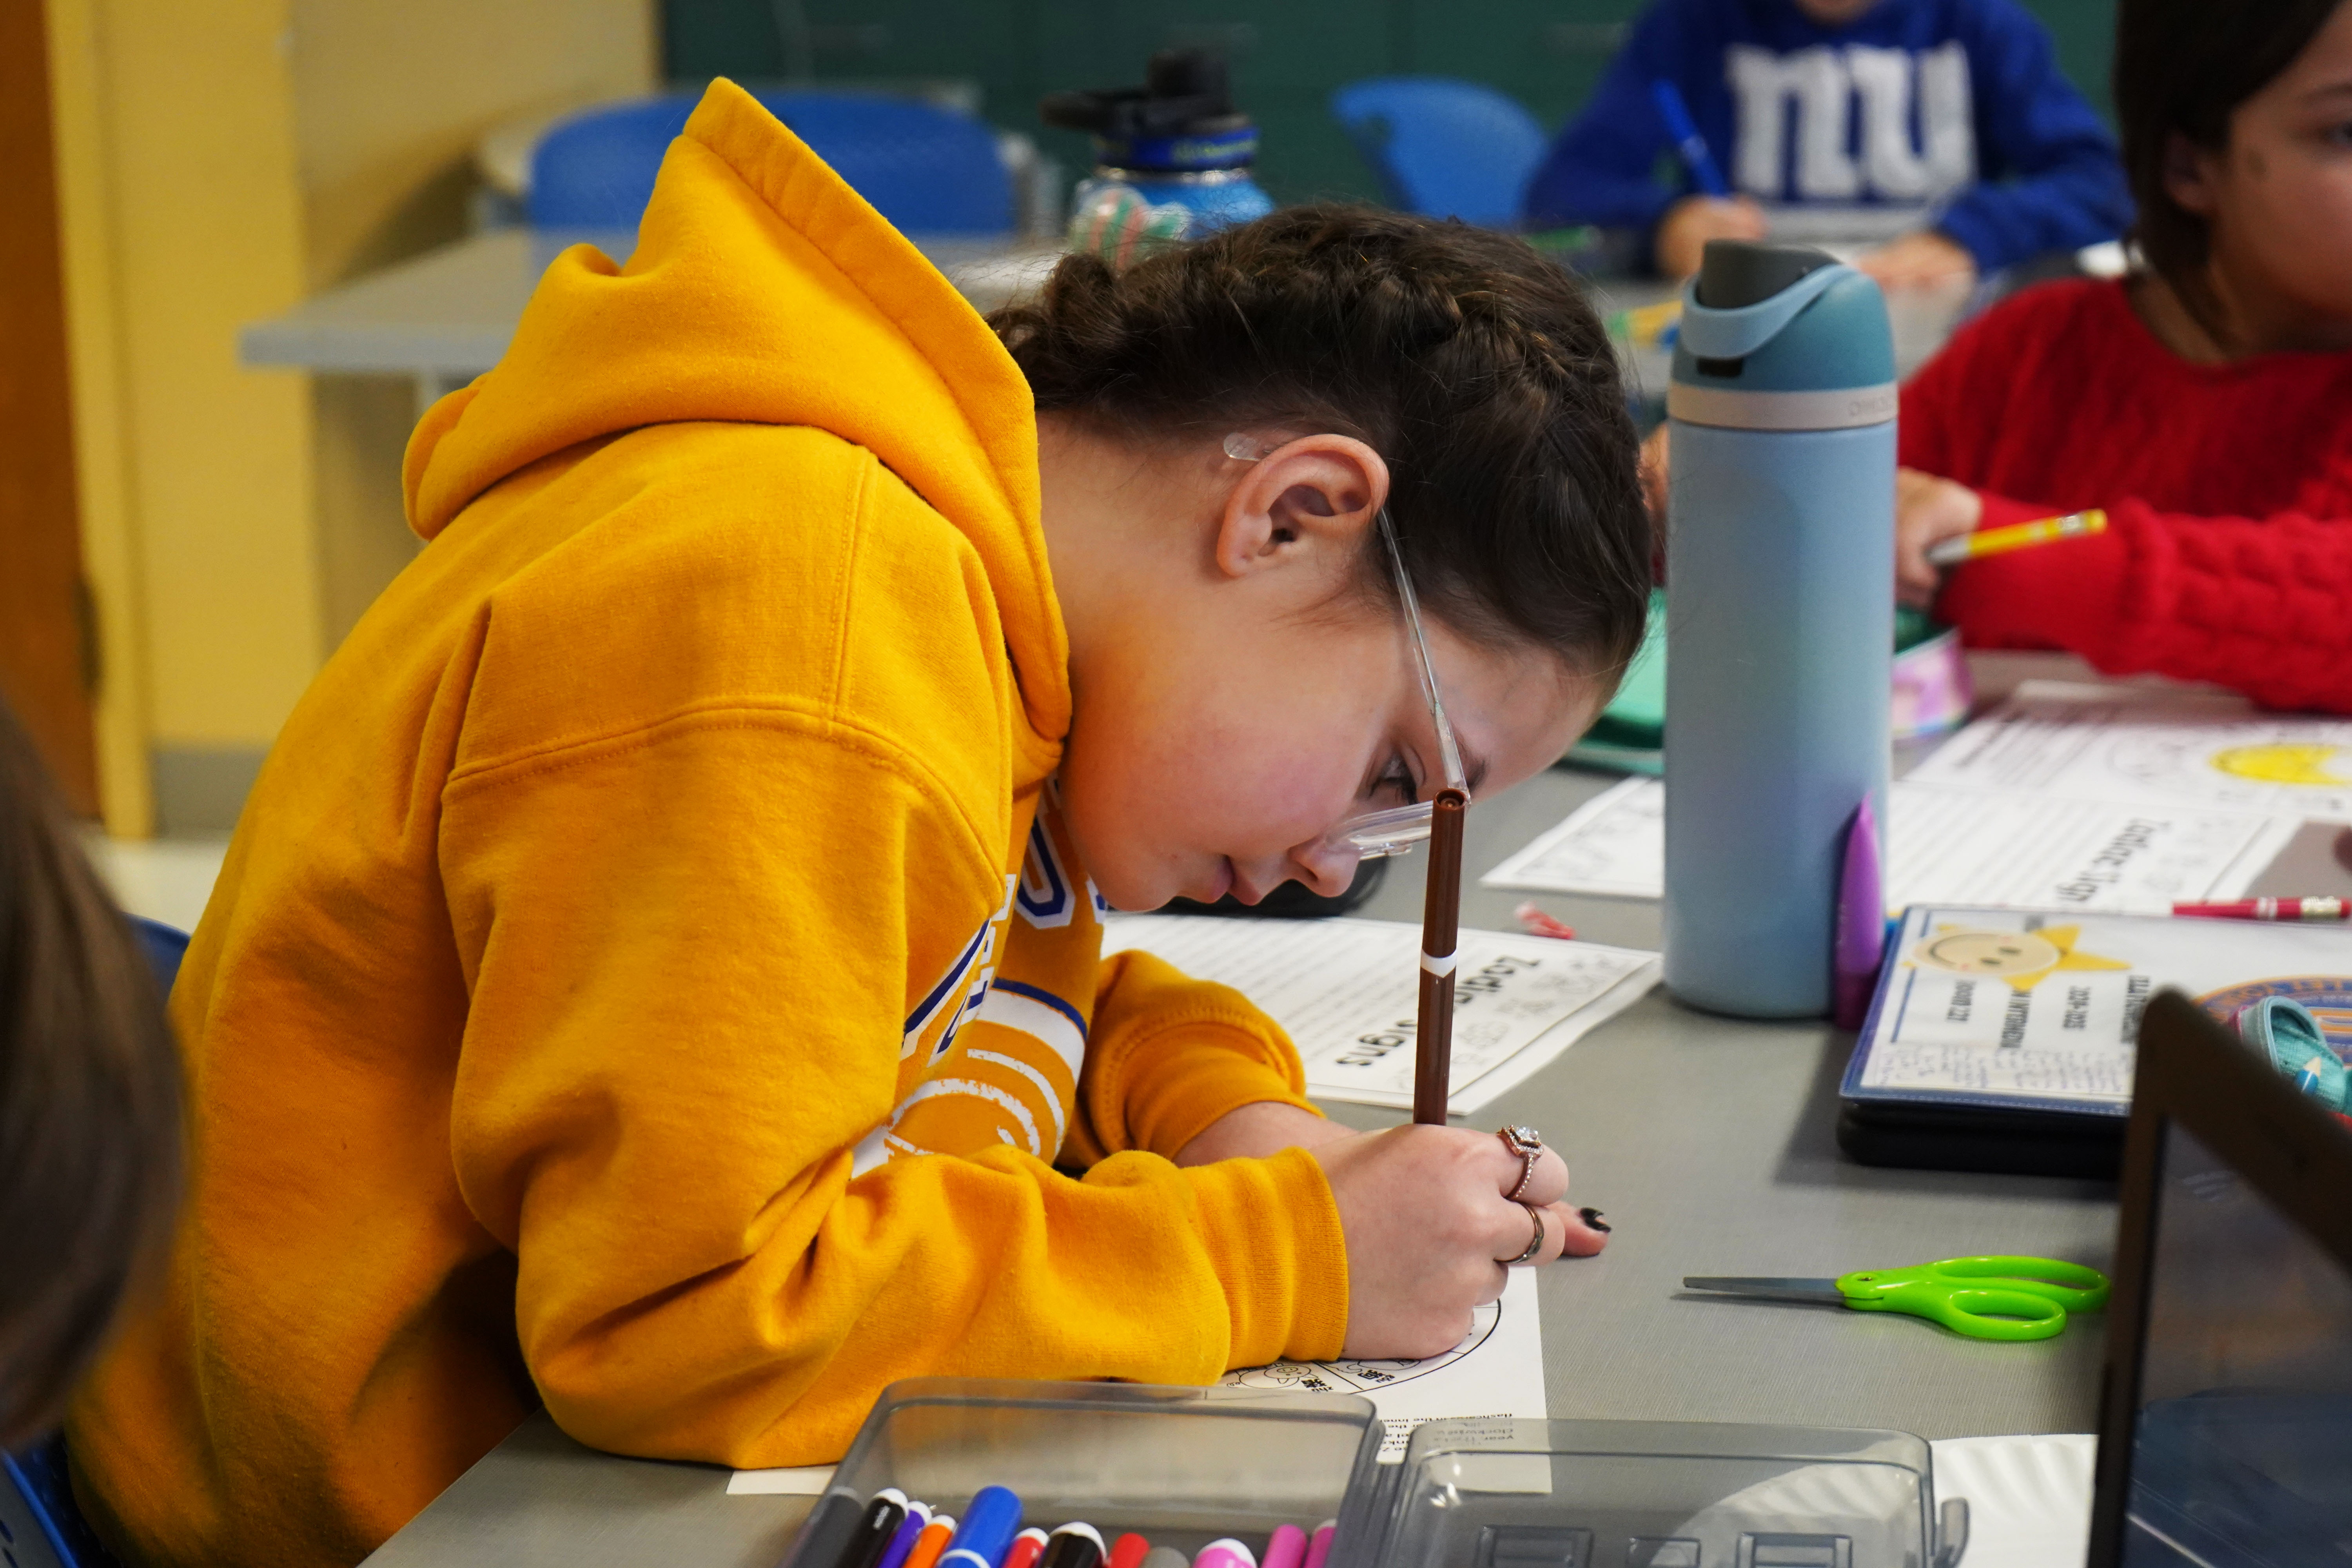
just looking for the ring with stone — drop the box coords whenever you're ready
[1497,1125,1544,1202]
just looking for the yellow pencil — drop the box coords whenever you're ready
[1926,508,2106,568]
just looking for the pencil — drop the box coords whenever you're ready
[1413,789,1469,1125]
[1925,508,2105,568]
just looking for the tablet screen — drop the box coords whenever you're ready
[2120,1120,2352,1566]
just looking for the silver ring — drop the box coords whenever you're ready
[1498,1125,1544,1203]
[1501,1202,1545,1266]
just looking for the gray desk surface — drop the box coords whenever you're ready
[239,229,1062,383]
[366,650,2343,1568]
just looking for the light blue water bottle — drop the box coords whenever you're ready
[1041,50,1275,265]
[1662,241,1895,1018]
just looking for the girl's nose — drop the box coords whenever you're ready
[1285,840,1361,900]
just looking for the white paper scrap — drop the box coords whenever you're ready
[727,1463,837,1496]
[1929,1434,2095,1568]
[1101,916,1660,1114]
[1223,1264,1546,1461]
[1482,777,2294,915]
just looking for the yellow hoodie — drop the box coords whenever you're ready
[71,82,1347,1568]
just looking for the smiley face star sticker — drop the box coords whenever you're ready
[1911,925,2132,992]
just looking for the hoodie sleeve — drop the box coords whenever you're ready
[1931,0,2131,273]
[1065,949,1327,1166]
[439,721,1348,1468]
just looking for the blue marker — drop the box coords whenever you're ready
[939,1486,1025,1568]
[1651,80,1730,198]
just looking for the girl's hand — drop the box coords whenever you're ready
[1311,1125,1608,1359]
[1853,231,1977,291]
[1640,423,1671,524]
[1655,195,1769,281]
[1895,468,1984,606]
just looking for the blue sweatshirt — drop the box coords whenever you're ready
[1523,0,2130,274]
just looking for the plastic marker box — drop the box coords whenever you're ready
[779,1381,1964,1568]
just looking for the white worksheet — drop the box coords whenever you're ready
[1482,777,2294,915]
[1100,916,1660,1115]
[1908,680,2352,822]
[1223,1265,1546,1461]
[1853,904,2352,1108]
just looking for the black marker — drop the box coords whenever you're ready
[1036,1522,1106,1568]
[831,1487,910,1568]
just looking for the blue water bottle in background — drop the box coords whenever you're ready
[1662,241,1895,1018]
[1042,49,1274,266]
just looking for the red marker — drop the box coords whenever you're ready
[2174,897,2350,922]
[1107,1536,1151,1568]
[1003,1530,1051,1568]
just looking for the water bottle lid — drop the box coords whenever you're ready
[1695,241,1837,309]
[1040,48,1258,172]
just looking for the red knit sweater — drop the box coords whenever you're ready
[1900,278,2352,712]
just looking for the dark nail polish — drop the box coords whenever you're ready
[1579,1207,1612,1233]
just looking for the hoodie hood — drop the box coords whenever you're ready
[402,79,1067,739]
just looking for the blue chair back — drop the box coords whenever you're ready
[1330,77,1548,228]
[530,89,1012,236]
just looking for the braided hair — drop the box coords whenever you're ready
[991,205,1653,687]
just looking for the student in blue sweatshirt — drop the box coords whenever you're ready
[1524,0,2131,287]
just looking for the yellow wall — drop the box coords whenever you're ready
[46,0,654,835]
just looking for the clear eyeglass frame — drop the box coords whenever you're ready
[1223,432,1470,862]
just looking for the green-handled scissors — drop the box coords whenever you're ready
[1682,1255,2112,1342]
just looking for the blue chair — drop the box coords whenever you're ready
[1331,77,1549,228]
[3,916,188,1568]
[530,89,1013,236]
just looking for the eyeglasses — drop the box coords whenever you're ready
[1315,509,1473,862]
[1220,434,1470,864]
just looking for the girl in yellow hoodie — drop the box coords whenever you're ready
[71,81,1652,1568]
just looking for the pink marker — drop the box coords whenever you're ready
[1261,1524,1308,1568]
[1302,1522,1336,1568]
[1192,1541,1256,1568]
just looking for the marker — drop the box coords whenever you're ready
[1107,1535,1151,1568]
[1924,509,2106,568]
[904,1516,958,1568]
[1303,1523,1337,1568]
[2174,897,2349,921]
[878,1503,936,1568]
[1833,796,1884,1031]
[941,1488,1025,1568]
[1194,1541,1256,1568]
[1137,1550,1189,1568]
[1261,1524,1308,1568]
[833,1490,911,1568]
[1650,79,1730,197]
[1004,1530,1052,1568]
[1038,1524,1106,1568]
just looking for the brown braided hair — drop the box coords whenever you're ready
[991,205,1653,687]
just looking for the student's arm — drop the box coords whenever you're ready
[1063,948,1327,1167]
[1931,0,2131,275]
[1521,3,1692,234]
[1935,493,2352,713]
[440,720,1347,1470]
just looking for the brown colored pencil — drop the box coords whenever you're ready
[1413,788,1469,1124]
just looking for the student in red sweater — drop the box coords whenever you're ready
[1898,0,2352,712]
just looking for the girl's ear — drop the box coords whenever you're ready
[2163,130,2221,218]
[1211,434,1391,582]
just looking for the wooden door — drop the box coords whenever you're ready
[0,0,100,815]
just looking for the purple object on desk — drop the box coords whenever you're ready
[1834,797,1885,1030]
